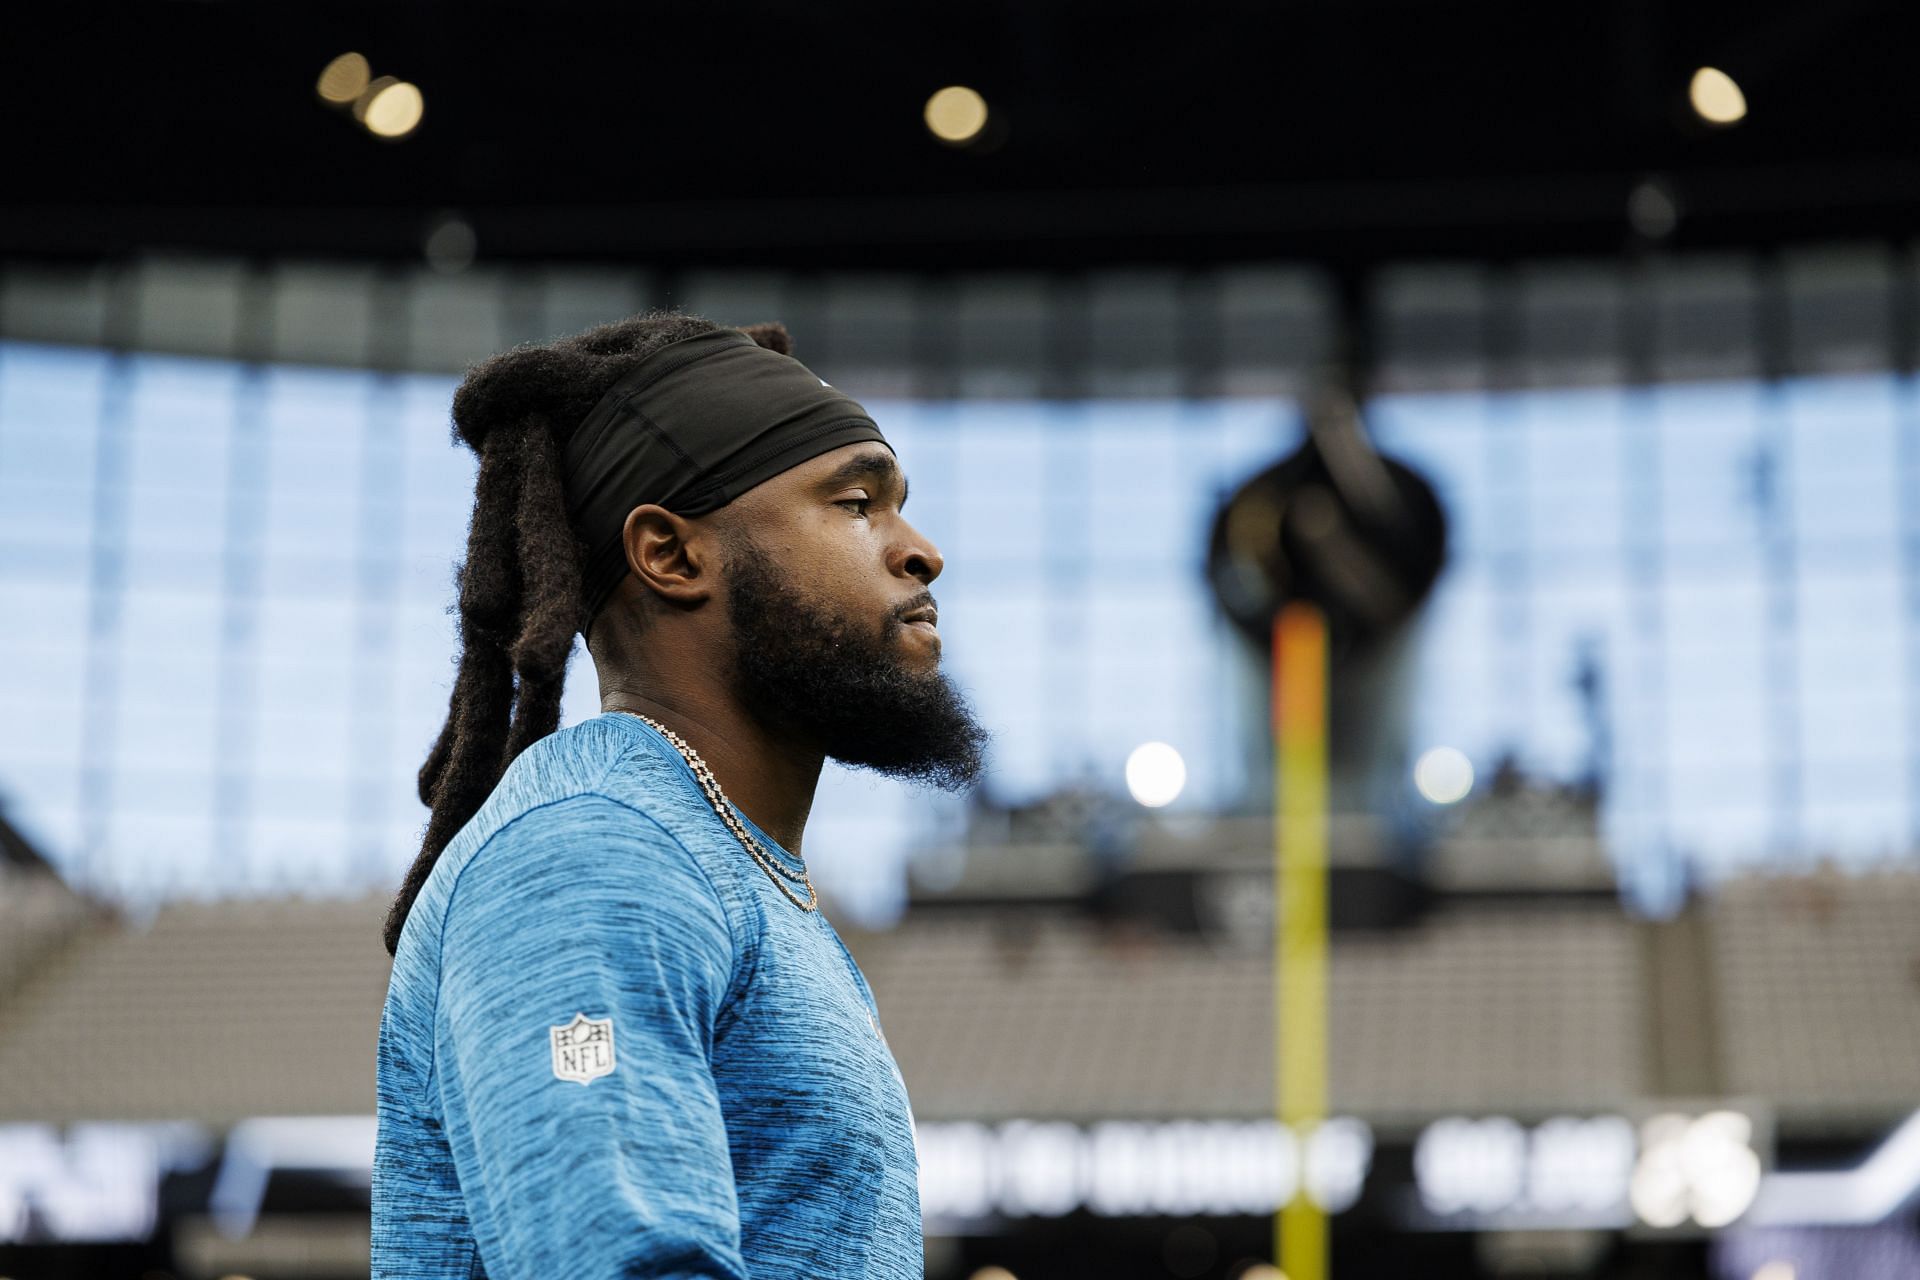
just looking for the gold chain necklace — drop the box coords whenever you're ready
[615,711,818,913]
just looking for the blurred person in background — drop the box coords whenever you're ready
[369,311,989,1279]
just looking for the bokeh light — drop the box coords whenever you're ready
[423,214,477,273]
[924,85,989,144]
[1413,746,1473,805]
[1689,66,1747,125]
[359,78,425,140]
[1125,741,1188,808]
[315,52,370,105]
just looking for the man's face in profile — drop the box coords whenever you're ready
[717,443,988,791]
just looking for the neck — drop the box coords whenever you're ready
[597,670,824,859]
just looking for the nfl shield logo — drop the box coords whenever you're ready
[549,1012,616,1085]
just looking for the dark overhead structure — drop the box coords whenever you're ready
[15,1,1920,268]
[1207,387,1445,658]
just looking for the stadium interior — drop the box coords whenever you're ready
[5,3,1920,1278]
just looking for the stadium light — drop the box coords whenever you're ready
[1125,741,1187,807]
[315,53,370,105]
[925,85,989,144]
[1413,747,1473,804]
[358,77,425,140]
[1689,67,1747,125]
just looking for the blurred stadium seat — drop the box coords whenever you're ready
[4,868,1908,1136]
[1710,867,1920,1121]
[0,893,390,1123]
[0,867,93,999]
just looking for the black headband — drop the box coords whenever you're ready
[563,328,891,632]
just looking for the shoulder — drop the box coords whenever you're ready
[408,714,757,991]
[405,715,707,946]
[432,789,742,1011]
[451,790,716,925]
[430,715,664,897]
[494,713,642,801]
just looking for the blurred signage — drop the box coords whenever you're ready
[1411,1114,1637,1228]
[11,1105,1916,1245]
[0,1122,210,1244]
[1745,1108,1920,1228]
[916,1118,1374,1225]
[1406,1107,1775,1234]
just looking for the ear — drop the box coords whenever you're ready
[621,504,715,607]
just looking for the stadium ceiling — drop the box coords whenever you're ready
[13,0,1920,269]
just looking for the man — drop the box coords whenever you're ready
[372,312,989,1279]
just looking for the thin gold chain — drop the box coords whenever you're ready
[615,711,818,912]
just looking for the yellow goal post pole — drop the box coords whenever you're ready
[1273,601,1328,1280]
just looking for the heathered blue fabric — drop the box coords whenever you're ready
[372,711,922,1280]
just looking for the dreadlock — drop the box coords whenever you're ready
[381,308,798,955]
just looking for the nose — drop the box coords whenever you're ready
[893,518,944,585]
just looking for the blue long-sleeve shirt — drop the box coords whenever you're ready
[371,711,923,1279]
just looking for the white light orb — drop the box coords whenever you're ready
[1629,1153,1690,1228]
[1684,1111,1760,1228]
[359,79,425,140]
[1125,742,1187,808]
[1413,747,1474,805]
[1689,66,1747,125]
[924,85,989,143]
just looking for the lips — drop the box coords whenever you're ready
[900,605,939,636]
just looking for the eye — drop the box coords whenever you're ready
[835,497,873,517]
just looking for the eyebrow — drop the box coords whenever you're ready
[819,450,909,511]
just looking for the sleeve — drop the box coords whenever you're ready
[432,793,749,1280]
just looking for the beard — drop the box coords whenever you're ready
[721,534,990,792]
